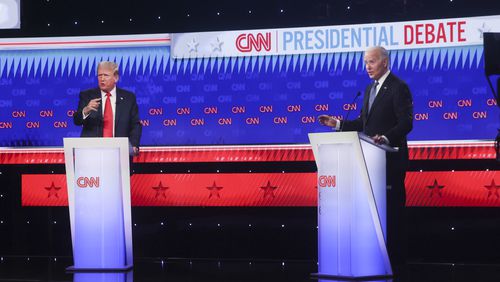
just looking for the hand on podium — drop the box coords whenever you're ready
[132,146,140,156]
[372,134,389,145]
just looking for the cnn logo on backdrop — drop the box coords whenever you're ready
[235,32,272,53]
[318,175,336,188]
[77,177,100,188]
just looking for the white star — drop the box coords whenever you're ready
[186,38,199,53]
[210,37,224,53]
[477,22,491,39]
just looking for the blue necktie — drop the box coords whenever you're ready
[368,81,379,114]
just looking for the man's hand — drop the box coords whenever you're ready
[372,134,388,145]
[132,146,140,156]
[318,115,337,128]
[83,98,101,115]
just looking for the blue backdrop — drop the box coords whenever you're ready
[0,45,497,146]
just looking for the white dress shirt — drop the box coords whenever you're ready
[82,87,117,136]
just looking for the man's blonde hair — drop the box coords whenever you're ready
[97,61,119,76]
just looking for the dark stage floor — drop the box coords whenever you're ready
[1,257,500,282]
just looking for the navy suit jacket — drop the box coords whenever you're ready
[342,72,413,179]
[73,87,142,147]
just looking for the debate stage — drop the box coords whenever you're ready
[1,256,500,282]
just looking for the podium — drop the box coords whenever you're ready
[63,137,133,271]
[308,132,396,279]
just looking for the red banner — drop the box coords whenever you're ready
[131,173,317,206]
[22,173,318,207]
[21,170,500,207]
[1,141,495,165]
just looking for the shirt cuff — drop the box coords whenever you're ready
[334,119,341,131]
[381,135,390,145]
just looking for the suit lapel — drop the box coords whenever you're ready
[115,89,123,128]
[366,73,392,120]
[363,84,373,121]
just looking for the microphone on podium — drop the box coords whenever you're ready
[340,91,361,132]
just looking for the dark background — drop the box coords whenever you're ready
[0,0,499,37]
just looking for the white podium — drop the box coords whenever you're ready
[309,132,396,279]
[63,137,133,271]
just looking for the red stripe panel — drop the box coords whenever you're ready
[21,173,317,207]
[131,173,317,206]
[405,171,500,207]
[134,145,315,163]
[0,142,495,164]
[22,174,68,206]
[408,142,495,160]
[0,150,65,164]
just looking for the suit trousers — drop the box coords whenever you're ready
[386,156,408,267]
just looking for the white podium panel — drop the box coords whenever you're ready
[73,271,133,282]
[309,132,394,279]
[64,137,133,271]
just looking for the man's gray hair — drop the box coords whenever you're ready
[367,46,389,60]
[97,61,119,76]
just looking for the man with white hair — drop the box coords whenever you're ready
[319,46,413,270]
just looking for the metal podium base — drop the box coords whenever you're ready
[310,272,393,281]
[66,264,133,272]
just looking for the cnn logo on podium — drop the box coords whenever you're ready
[318,175,336,188]
[77,177,100,188]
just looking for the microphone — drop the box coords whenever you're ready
[340,91,361,132]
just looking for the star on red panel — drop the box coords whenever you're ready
[152,181,169,199]
[44,181,61,198]
[426,179,445,198]
[260,180,278,199]
[206,181,223,198]
[484,179,500,199]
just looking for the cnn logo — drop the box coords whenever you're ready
[77,177,100,188]
[236,32,271,52]
[318,175,336,188]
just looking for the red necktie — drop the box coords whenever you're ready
[103,92,113,137]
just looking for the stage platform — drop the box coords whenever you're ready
[0,256,500,282]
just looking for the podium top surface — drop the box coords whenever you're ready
[63,137,130,149]
[358,133,398,153]
[308,132,398,153]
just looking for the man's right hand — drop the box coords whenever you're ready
[318,115,337,128]
[83,98,101,116]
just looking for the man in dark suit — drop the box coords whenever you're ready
[73,61,142,155]
[318,46,413,269]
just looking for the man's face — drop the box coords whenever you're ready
[364,49,388,81]
[97,67,118,92]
